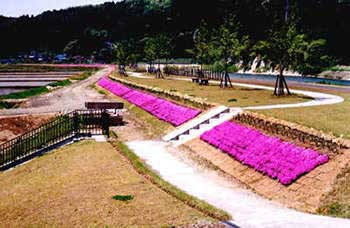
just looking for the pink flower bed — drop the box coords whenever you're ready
[200,121,329,185]
[98,77,201,126]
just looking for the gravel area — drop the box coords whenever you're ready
[0,67,112,116]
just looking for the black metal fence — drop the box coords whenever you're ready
[165,68,224,81]
[0,109,110,169]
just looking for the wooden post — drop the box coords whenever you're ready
[102,111,110,138]
[73,112,79,136]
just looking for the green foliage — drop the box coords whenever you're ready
[49,80,72,87]
[112,195,134,202]
[327,66,350,72]
[210,16,249,72]
[163,65,179,75]
[1,0,350,63]
[144,34,172,65]
[204,62,239,73]
[187,21,214,67]
[70,70,95,81]
[63,28,110,57]
[144,37,158,65]
[0,101,16,109]
[114,40,139,65]
[0,87,49,100]
[253,23,327,75]
[189,17,249,72]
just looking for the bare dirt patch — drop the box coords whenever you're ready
[0,140,214,227]
[0,114,55,144]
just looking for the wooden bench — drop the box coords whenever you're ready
[85,102,125,126]
[85,102,124,111]
[199,78,209,85]
[192,78,199,83]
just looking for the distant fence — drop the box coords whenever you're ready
[0,109,110,169]
[164,67,224,81]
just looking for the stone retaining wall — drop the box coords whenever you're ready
[109,76,216,110]
[233,111,350,156]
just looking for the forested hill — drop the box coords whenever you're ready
[1,0,350,62]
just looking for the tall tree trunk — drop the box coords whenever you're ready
[274,66,291,96]
[220,63,232,88]
[285,0,290,24]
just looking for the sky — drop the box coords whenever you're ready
[0,0,119,17]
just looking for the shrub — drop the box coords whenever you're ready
[163,65,179,75]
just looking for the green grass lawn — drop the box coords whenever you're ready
[111,73,310,107]
[0,140,219,227]
[114,73,350,139]
[318,164,350,218]
[257,91,350,139]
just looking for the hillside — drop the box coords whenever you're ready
[1,0,350,63]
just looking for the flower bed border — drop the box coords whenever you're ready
[233,111,350,156]
[108,76,216,110]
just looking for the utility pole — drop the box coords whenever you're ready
[285,0,290,24]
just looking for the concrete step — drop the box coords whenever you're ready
[163,105,229,141]
[166,108,242,147]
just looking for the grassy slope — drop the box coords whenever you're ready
[0,141,217,227]
[112,74,310,107]
[318,164,350,218]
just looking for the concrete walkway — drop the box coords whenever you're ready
[128,140,350,228]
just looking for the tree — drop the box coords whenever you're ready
[143,37,157,72]
[211,17,249,88]
[143,34,172,78]
[254,23,326,96]
[113,39,140,76]
[187,21,213,71]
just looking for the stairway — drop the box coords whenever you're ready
[163,106,242,146]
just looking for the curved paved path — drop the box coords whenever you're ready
[0,66,113,116]
[128,140,350,228]
[125,72,350,227]
[127,72,344,110]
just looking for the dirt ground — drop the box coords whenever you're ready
[0,140,214,227]
[0,114,55,144]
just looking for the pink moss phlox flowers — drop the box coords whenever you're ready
[98,77,201,126]
[200,121,329,185]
